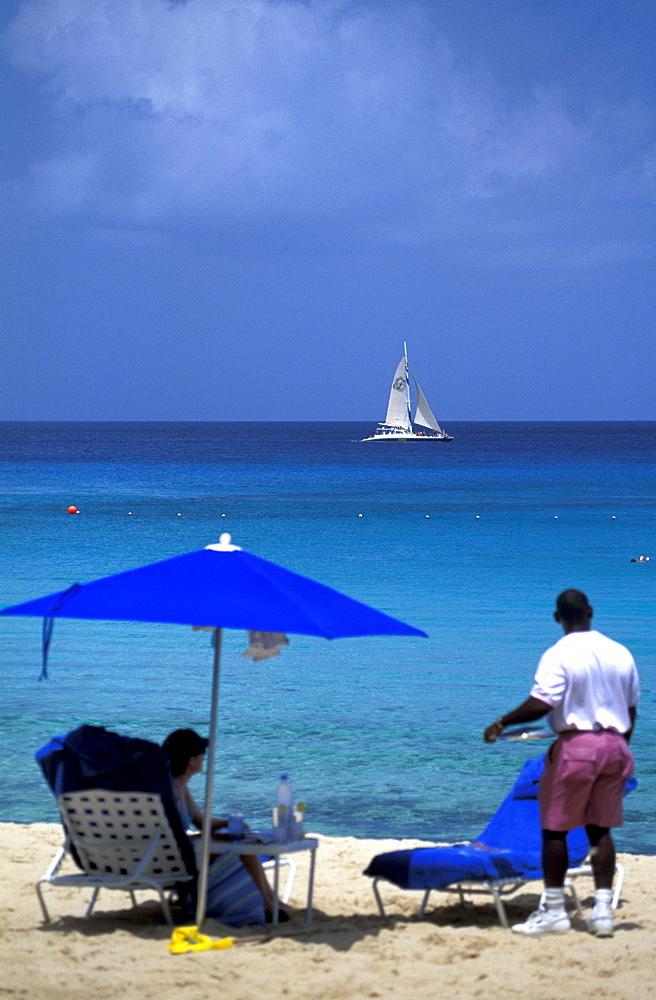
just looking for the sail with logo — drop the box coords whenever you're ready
[361,344,453,442]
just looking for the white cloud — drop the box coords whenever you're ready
[3,0,653,255]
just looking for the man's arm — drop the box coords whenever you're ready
[625,705,637,743]
[483,695,552,743]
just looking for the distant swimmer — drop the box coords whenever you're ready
[630,556,651,562]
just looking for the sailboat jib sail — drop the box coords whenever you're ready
[361,347,453,442]
[413,379,442,434]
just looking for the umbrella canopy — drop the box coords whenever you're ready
[1,534,426,929]
[0,537,426,639]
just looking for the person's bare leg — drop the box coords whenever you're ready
[511,830,571,934]
[240,855,294,915]
[542,830,569,887]
[585,825,614,889]
[585,824,615,936]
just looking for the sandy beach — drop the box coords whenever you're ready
[1,822,655,1000]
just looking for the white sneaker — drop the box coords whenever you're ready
[511,908,571,935]
[588,906,614,938]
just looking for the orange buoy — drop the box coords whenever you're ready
[67,505,78,514]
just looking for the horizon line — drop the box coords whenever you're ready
[0,418,654,426]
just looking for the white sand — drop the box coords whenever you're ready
[1,822,655,1000]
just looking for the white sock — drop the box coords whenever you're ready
[544,888,566,912]
[594,888,613,909]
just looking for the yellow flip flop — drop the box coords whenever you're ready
[169,926,234,954]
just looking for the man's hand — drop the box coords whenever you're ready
[484,719,505,743]
[483,696,551,744]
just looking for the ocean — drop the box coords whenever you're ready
[1,421,654,852]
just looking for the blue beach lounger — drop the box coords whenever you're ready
[364,755,635,928]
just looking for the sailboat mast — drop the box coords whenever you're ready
[403,341,412,427]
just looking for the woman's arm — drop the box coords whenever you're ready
[186,787,228,834]
[185,788,205,830]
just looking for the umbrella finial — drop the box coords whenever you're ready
[205,533,242,552]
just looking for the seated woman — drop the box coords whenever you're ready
[162,729,293,924]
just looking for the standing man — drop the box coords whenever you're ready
[484,589,639,937]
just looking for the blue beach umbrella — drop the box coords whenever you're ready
[1,533,426,928]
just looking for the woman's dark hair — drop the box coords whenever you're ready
[162,729,209,777]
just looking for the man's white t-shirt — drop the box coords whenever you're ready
[530,629,640,734]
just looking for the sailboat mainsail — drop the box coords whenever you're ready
[361,344,452,442]
[384,358,412,430]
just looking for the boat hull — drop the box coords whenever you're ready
[360,432,453,442]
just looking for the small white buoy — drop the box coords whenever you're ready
[612,515,616,519]
[358,513,363,517]
[221,513,226,517]
[554,516,558,519]
[425,515,430,518]
[177,513,182,516]
[128,511,132,515]
[475,515,480,519]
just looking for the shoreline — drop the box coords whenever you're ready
[2,823,654,1000]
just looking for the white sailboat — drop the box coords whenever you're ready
[361,343,453,442]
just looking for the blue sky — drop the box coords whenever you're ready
[1,0,654,421]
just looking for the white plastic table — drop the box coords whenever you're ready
[200,836,319,926]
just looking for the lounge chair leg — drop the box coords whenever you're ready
[372,879,387,917]
[264,857,297,905]
[418,889,431,917]
[159,890,174,925]
[282,859,297,904]
[563,880,583,917]
[489,886,509,929]
[84,887,100,919]
[35,882,51,924]
[612,863,624,909]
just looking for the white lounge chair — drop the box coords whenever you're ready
[36,790,195,924]
[262,856,296,904]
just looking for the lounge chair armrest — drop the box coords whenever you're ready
[129,831,163,880]
[42,840,71,880]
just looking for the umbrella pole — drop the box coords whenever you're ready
[195,626,222,928]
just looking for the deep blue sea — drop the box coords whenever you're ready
[1,422,654,852]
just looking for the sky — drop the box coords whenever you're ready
[1,0,654,421]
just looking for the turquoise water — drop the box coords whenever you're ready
[1,422,654,852]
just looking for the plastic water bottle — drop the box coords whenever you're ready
[275,774,293,839]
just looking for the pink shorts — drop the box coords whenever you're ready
[539,730,634,831]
